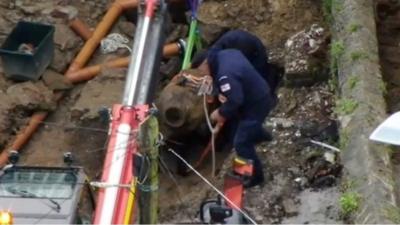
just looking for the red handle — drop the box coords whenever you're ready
[145,0,157,17]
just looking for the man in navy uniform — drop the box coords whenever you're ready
[192,29,280,105]
[191,47,274,188]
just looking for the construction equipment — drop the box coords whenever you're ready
[199,157,254,224]
[370,111,400,146]
[92,0,167,224]
[0,152,93,224]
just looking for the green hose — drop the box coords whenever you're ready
[181,18,199,70]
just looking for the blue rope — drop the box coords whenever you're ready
[187,0,199,17]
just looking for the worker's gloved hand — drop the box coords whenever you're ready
[210,109,226,125]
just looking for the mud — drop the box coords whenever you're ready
[0,0,344,224]
[198,0,324,48]
[160,84,342,224]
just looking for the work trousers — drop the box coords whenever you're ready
[229,96,271,177]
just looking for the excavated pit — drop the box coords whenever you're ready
[0,0,346,224]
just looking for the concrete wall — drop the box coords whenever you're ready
[332,0,398,223]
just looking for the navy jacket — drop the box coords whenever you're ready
[210,30,269,76]
[208,49,271,119]
[192,30,279,98]
[193,30,268,76]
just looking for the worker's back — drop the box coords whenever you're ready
[208,49,273,118]
[193,30,281,102]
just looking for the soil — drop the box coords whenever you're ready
[160,84,342,224]
[0,0,343,224]
[198,0,324,49]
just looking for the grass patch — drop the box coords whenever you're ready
[329,40,345,78]
[340,192,361,217]
[328,75,338,92]
[350,51,369,61]
[335,98,359,115]
[339,128,349,149]
[322,0,344,23]
[347,75,359,90]
[331,40,345,59]
[333,0,344,12]
[347,23,361,33]
[340,179,358,192]
[384,205,400,223]
[323,0,334,23]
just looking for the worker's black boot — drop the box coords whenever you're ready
[243,172,264,188]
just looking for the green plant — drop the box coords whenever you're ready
[340,192,361,217]
[335,98,359,115]
[384,206,400,223]
[323,0,344,23]
[323,0,334,22]
[339,128,349,149]
[331,41,345,59]
[350,51,369,61]
[347,23,361,33]
[347,75,359,90]
[328,75,338,92]
[333,0,344,12]
[330,40,345,78]
[340,179,357,192]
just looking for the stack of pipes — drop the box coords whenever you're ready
[0,0,183,167]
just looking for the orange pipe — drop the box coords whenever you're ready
[69,18,93,41]
[66,42,181,83]
[0,0,180,167]
[66,0,139,74]
[0,92,64,167]
[0,112,48,167]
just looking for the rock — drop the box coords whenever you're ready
[0,91,15,147]
[165,24,188,43]
[43,5,78,20]
[294,177,308,189]
[323,152,336,164]
[284,24,329,86]
[268,47,285,67]
[282,188,341,224]
[42,69,73,91]
[255,214,263,222]
[50,47,77,73]
[282,198,298,217]
[19,5,46,15]
[53,23,81,51]
[299,120,320,137]
[118,21,136,38]
[6,81,56,111]
[159,57,182,80]
[0,14,13,35]
[0,1,9,7]
[267,117,294,129]
[198,21,229,46]
[71,70,125,121]
[89,7,103,20]
[298,119,338,142]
